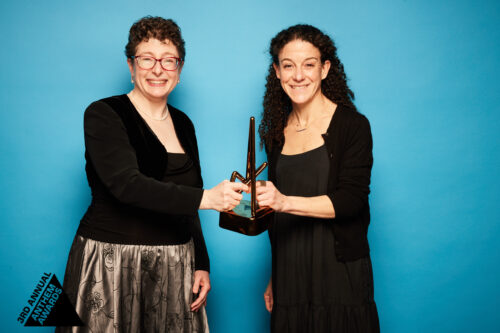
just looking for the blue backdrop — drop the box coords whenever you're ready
[1,0,499,332]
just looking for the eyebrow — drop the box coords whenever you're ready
[280,56,319,62]
[138,51,178,57]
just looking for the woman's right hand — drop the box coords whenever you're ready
[264,278,273,313]
[199,180,249,212]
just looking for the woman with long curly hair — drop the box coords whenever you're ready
[257,24,380,332]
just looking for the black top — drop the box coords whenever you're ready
[266,105,374,262]
[271,145,379,332]
[277,145,330,196]
[76,94,209,271]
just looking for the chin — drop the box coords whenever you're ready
[289,95,313,105]
[146,89,170,99]
[284,88,312,104]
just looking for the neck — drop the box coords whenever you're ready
[129,89,168,118]
[292,92,329,123]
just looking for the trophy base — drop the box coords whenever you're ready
[219,201,274,236]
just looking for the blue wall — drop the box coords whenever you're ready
[1,0,499,331]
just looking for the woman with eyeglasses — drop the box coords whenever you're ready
[257,24,379,332]
[57,16,246,332]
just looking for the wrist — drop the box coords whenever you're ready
[280,194,290,213]
[199,189,211,210]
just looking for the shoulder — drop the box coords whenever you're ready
[332,105,371,134]
[84,95,127,118]
[84,95,128,131]
[326,105,372,150]
[265,139,281,157]
[168,104,196,132]
[335,105,369,126]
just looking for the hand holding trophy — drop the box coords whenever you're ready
[219,117,274,235]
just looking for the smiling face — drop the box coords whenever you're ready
[273,39,331,107]
[127,38,182,102]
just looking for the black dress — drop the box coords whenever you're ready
[271,145,379,332]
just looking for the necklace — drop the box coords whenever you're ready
[141,105,169,121]
[292,102,337,132]
[129,93,169,121]
[293,111,308,132]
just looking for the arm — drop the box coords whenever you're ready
[327,116,373,219]
[256,183,334,218]
[191,270,210,311]
[85,101,204,215]
[190,215,210,311]
[191,214,210,272]
[263,277,273,313]
[257,116,372,219]
[86,102,247,214]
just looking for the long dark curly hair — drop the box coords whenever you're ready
[259,24,356,151]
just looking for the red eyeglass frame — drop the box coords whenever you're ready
[132,56,182,71]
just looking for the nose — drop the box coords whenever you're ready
[293,67,304,81]
[152,60,163,75]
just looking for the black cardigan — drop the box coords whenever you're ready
[77,95,209,271]
[266,105,373,262]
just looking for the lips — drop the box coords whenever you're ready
[290,84,309,90]
[147,79,168,86]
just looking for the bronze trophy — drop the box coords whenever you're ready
[219,117,274,236]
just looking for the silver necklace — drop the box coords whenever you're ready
[141,105,169,121]
[293,111,308,132]
[129,93,169,121]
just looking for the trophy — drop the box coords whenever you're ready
[219,117,274,236]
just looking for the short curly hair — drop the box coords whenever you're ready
[125,16,185,61]
[259,24,356,151]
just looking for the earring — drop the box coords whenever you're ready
[177,79,180,83]
[131,77,135,84]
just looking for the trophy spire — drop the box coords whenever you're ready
[220,117,274,235]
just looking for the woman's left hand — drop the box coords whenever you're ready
[256,181,286,212]
[191,270,211,312]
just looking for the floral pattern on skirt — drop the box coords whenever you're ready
[56,236,209,333]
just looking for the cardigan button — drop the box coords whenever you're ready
[335,240,339,245]
[329,153,333,159]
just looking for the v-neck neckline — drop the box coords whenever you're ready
[280,104,340,155]
[122,94,185,155]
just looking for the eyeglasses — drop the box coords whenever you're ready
[132,55,182,71]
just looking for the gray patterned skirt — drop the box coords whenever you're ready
[56,235,209,333]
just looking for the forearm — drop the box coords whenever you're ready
[281,195,335,219]
[109,172,203,215]
[198,190,211,210]
[191,214,210,272]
